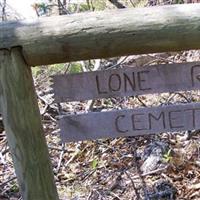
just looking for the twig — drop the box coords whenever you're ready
[129,0,136,7]
[163,93,175,104]
[55,144,66,173]
[65,144,87,168]
[93,59,101,71]
[175,92,192,103]
[143,58,162,66]
[48,145,64,151]
[120,166,168,180]
[48,114,57,122]
[108,0,126,8]
[110,191,122,199]
[80,61,88,72]
[124,171,140,200]
[57,0,70,14]
[87,190,94,200]
[0,176,17,188]
[82,169,96,182]
[64,63,71,74]
[0,152,5,164]
[0,136,7,146]
[85,59,101,111]
[2,0,7,21]
[141,166,168,177]
[37,93,51,115]
[37,93,51,105]
[131,145,149,199]
[2,147,9,155]
[86,0,95,11]
[85,100,95,111]
[147,54,175,64]
[135,96,147,107]
[106,56,128,70]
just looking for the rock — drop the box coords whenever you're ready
[146,180,177,200]
[140,141,170,174]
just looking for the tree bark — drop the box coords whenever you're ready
[0,47,59,200]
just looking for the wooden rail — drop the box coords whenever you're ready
[0,3,200,66]
[52,62,200,102]
[60,102,200,142]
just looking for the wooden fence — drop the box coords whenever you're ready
[0,3,200,200]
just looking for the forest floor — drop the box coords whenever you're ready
[1,50,200,200]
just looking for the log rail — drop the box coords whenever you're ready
[0,3,200,66]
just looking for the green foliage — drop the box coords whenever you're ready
[32,66,42,77]
[162,149,172,163]
[32,2,50,16]
[32,64,66,78]
[69,63,82,74]
[174,0,184,4]
[91,158,98,169]
[68,0,107,12]
[10,184,19,193]
[68,3,90,13]
[48,63,67,73]
[38,2,49,12]
[32,62,83,79]
[91,0,107,11]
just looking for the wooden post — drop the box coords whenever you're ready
[0,48,59,200]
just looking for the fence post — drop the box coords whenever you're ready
[0,47,59,200]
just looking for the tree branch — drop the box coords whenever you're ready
[108,0,126,8]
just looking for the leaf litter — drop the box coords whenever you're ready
[1,50,200,199]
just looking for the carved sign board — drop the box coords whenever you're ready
[59,102,200,142]
[52,62,200,102]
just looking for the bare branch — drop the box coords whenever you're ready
[108,0,126,8]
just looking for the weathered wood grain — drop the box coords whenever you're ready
[52,62,200,102]
[0,48,59,200]
[1,4,200,66]
[60,103,200,142]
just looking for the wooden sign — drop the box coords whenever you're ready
[59,102,200,142]
[52,62,200,102]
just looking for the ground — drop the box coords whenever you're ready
[1,50,200,200]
